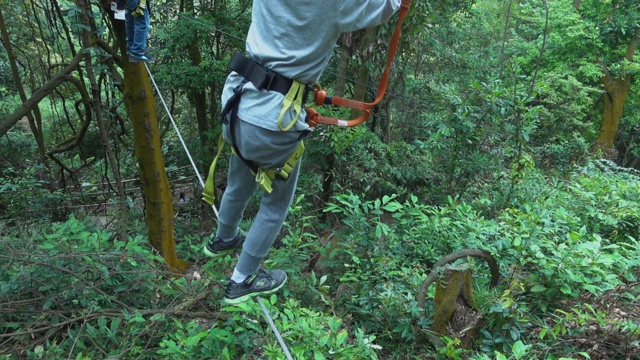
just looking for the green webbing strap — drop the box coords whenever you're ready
[278,139,304,180]
[202,135,227,205]
[277,80,306,131]
[255,140,305,193]
[203,74,306,202]
[202,138,305,201]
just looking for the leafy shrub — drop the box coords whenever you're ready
[322,159,639,358]
[0,166,68,222]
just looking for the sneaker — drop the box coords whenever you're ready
[129,54,155,63]
[223,268,288,304]
[203,235,245,257]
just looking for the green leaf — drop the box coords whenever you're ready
[560,284,573,294]
[538,327,548,340]
[336,329,348,346]
[511,340,531,359]
[382,202,403,212]
[513,237,522,247]
[149,314,166,321]
[577,352,592,359]
[494,352,508,360]
[531,284,547,292]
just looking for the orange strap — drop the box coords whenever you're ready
[306,0,413,127]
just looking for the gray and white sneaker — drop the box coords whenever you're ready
[203,235,245,257]
[223,268,287,305]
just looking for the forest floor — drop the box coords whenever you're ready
[539,275,640,360]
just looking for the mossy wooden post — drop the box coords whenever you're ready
[596,72,633,150]
[104,1,188,273]
[417,249,500,350]
[432,267,481,349]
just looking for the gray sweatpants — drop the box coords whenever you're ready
[216,117,305,276]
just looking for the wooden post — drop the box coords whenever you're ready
[431,266,483,349]
[416,249,500,349]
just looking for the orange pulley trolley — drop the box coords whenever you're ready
[305,0,413,128]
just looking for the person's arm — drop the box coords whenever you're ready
[339,0,403,32]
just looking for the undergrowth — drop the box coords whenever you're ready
[1,160,639,359]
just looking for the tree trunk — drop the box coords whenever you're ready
[596,75,632,149]
[103,0,188,272]
[350,26,378,119]
[185,0,211,165]
[0,8,46,164]
[431,268,480,349]
[124,65,188,272]
[595,28,638,149]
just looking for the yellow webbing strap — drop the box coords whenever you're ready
[255,140,304,193]
[203,79,307,203]
[202,138,305,202]
[202,135,228,205]
[277,80,306,131]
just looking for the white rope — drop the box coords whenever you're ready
[144,63,293,360]
[145,63,218,218]
[258,297,294,360]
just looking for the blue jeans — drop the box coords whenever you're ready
[125,7,149,57]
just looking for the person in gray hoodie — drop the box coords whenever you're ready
[204,0,406,305]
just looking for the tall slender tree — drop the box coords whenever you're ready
[574,0,639,150]
[101,0,188,272]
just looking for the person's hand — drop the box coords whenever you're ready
[132,0,146,16]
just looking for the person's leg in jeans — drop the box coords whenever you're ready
[124,10,134,55]
[129,7,149,58]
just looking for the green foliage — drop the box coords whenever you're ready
[579,0,640,54]
[305,125,435,201]
[2,0,640,358]
[419,78,516,200]
[2,157,639,359]
[0,214,393,359]
[1,217,168,359]
[0,166,68,222]
[0,129,37,172]
[321,159,639,358]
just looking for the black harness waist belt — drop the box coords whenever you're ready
[228,52,311,103]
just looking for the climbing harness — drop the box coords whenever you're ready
[226,52,313,129]
[202,131,304,203]
[144,63,293,360]
[201,52,309,201]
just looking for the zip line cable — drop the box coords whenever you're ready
[144,63,294,360]
[144,63,218,218]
